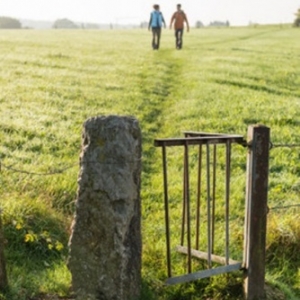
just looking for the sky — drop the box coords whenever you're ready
[0,0,299,26]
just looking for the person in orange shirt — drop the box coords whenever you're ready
[169,4,190,49]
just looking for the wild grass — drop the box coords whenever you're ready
[0,24,300,299]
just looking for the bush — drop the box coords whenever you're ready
[294,9,300,27]
[52,18,78,29]
[0,17,21,29]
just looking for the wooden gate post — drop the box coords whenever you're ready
[0,211,8,291]
[243,125,270,300]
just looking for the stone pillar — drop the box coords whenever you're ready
[68,115,142,300]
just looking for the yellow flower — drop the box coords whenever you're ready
[15,223,22,230]
[42,231,49,237]
[55,241,64,251]
[48,243,54,250]
[24,233,35,243]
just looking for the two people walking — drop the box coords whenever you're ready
[148,4,189,50]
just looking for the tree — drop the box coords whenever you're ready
[140,21,148,29]
[52,18,78,29]
[0,16,21,29]
[294,8,300,27]
[209,20,230,27]
[195,20,204,28]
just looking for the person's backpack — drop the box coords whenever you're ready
[152,11,163,27]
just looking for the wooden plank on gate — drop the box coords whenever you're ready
[166,263,242,285]
[176,245,240,265]
[243,125,269,300]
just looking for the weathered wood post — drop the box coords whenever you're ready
[0,211,8,291]
[243,125,270,300]
[68,115,142,300]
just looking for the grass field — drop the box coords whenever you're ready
[0,25,300,299]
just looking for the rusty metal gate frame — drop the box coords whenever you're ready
[154,131,247,285]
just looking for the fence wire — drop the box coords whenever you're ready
[269,204,300,211]
[0,141,300,209]
[1,140,300,176]
[0,159,142,176]
[0,161,78,176]
[270,142,300,149]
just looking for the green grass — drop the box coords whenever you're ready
[0,25,300,299]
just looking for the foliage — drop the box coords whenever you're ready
[209,20,230,27]
[52,18,78,29]
[293,8,300,27]
[0,16,21,29]
[2,196,67,259]
[195,20,204,28]
[0,25,299,299]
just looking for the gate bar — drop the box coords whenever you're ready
[206,144,212,269]
[184,141,192,273]
[212,145,217,253]
[162,143,171,278]
[155,136,245,147]
[195,144,202,250]
[176,245,240,265]
[225,140,231,265]
[166,263,242,285]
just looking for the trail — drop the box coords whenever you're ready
[136,50,184,177]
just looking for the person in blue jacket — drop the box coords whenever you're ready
[148,4,166,50]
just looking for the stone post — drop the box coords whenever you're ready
[68,115,142,300]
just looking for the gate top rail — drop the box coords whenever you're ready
[154,132,246,147]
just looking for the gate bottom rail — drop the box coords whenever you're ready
[166,263,242,285]
[165,245,242,285]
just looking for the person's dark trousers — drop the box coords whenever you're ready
[152,27,161,49]
[175,28,184,49]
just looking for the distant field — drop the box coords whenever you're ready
[0,25,300,299]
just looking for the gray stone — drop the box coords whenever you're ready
[68,115,142,300]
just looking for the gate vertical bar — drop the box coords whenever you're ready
[212,145,217,254]
[180,144,188,246]
[225,141,231,265]
[196,145,202,250]
[206,144,212,268]
[181,148,186,246]
[184,142,192,273]
[162,143,172,278]
[243,125,269,300]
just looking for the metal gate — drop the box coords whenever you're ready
[154,131,247,285]
[154,126,270,300]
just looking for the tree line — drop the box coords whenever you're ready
[1,10,300,29]
[0,17,94,29]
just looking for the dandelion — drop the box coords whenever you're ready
[55,241,64,251]
[24,233,35,243]
[15,223,22,230]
